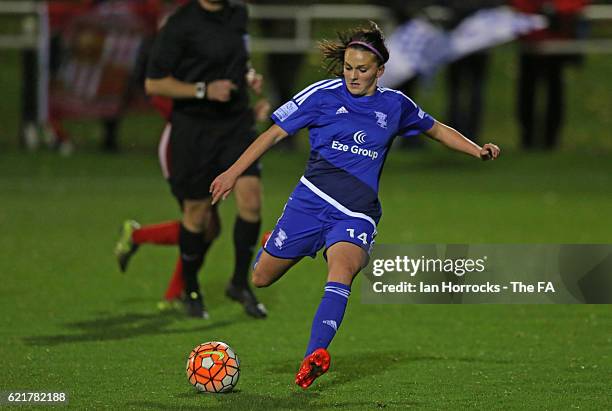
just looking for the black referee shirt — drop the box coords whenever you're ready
[147,0,250,118]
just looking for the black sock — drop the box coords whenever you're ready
[231,216,261,288]
[179,224,211,295]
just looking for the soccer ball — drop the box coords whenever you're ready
[186,341,240,393]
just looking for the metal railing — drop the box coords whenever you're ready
[1,2,611,54]
[0,1,39,49]
[247,4,394,53]
[0,2,394,52]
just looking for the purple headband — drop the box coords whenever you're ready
[347,41,385,62]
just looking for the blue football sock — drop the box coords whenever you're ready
[305,281,351,357]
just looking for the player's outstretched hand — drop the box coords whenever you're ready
[210,171,238,205]
[207,80,237,102]
[480,143,500,161]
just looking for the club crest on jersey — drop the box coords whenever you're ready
[274,228,287,249]
[353,130,367,144]
[374,111,387,129]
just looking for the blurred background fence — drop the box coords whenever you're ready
[1,1,611,153]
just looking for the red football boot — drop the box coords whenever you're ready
[261,230,272,247]
[295,348,331,389]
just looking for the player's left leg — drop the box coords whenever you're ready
[228,175,267,318]
[297,214,375,389]
[296,241,368,389]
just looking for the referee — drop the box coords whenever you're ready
[145,0,267,319]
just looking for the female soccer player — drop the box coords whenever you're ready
[210,22,500,389]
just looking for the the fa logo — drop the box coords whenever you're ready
[538,282,555,293]
[374,111,387,129]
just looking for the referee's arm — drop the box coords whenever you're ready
[145,77,236,103]
[144,12,200,100]
[144,10,235,102]
[145,77,200,99]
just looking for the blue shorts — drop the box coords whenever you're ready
[263,188,377,260]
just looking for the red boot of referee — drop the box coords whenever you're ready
[295,348,331,389]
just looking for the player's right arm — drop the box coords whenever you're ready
[210,125,288,204]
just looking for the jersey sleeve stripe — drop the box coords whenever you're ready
[379,87,417,108]
[300,176,377,230]
[292,78,340,100]
[324,82,344,91]
[295,80,342,106]
[295,80,343,106]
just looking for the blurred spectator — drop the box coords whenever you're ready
[46,0,161,154]
[375,0,433,150]
[19,0,89,151]
[378,0,429,98]
[376,0,501,147]
[20,49,43,150]
[46,0,104,153]
[441,1,505,143]
[512,0,589,150]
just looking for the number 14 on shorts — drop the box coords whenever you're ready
[346,228,369,245]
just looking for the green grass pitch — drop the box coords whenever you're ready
[1,38,611,409]
[1,147,611,410]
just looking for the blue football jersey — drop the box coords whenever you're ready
[271,78,435,224]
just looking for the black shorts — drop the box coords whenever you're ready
[168,109,261,201]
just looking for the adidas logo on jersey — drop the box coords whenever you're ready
[335,106,348,115]
[322,320,337,331]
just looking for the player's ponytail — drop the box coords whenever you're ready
[319,21,389,76]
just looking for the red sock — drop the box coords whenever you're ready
[164,257,184,301]
[132,221,180,245]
